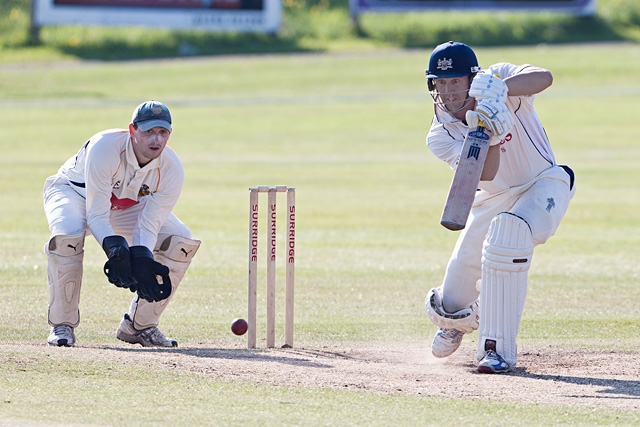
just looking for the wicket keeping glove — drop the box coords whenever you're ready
[102,235,138,290]
[129,246,172,303]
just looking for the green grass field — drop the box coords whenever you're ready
[1,43,640,426]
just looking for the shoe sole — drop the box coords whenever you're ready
[117,331,148,347]
[47,337,75,347]
[48,341,74,347]
[477,365,509,374]
[431,331,464,358]
[431,342,462,358]
[117,331,177,348]
[432,349,460,358]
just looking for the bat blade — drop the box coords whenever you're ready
[440,126,491,231]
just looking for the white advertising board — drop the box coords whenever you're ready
[33,0,282,33]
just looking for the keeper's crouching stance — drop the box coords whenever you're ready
[44,100,201,348]
[46,231,200,348]
[117,235,200,347]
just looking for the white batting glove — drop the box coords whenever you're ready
[466,98,515,142]
[469,73,508,103]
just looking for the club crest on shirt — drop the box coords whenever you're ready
[437,58,453,71]
[138,184,150,197]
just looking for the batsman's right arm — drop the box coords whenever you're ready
[480,144,501,181]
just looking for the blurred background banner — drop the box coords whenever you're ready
[350,0,596,18]
[33,0,281,32]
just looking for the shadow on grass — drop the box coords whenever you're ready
[100,345,357,368]
[509,368,640,400]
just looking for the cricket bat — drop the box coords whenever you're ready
[440,125,492,231]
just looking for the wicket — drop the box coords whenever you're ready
[247,185,295,349]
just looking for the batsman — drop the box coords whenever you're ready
[423,41,575,373]
[43,100,200,348]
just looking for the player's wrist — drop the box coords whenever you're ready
[102,235,129,257]
[102,235,137,289]
[129,245,154,260]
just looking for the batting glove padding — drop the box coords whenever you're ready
[129,246,172,303]
[469,73,508,103]
[466,98,515,140]
[102,235,138,290]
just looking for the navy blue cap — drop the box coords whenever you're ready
[132,100,172,131]
[426,41,481,79]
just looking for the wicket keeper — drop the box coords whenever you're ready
[43,100,201,348]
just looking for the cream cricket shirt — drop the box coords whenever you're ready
[427,62,556,195]
[58,129,184,250]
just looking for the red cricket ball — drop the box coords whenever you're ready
[231,318,248,336]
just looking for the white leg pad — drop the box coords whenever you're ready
[129,236,201,330]
[477,213,533,367]
[425,286,479,333]
[46,232,85,327]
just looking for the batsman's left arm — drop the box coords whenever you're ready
[503,65,552,96]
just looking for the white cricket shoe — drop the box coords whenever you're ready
[431,328,464,358]
[47,325,76,347]
[477,350,510,374]
[116,314,177,348]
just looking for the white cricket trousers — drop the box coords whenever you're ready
[440,165,575,313]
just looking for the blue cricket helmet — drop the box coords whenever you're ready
[426,41,481,79]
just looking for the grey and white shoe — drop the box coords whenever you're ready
[431,328,464,358]
[116,314,177,348]
[47,325,76,347]
[477,350,510,374]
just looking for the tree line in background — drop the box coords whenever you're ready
[0,0,639,60]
